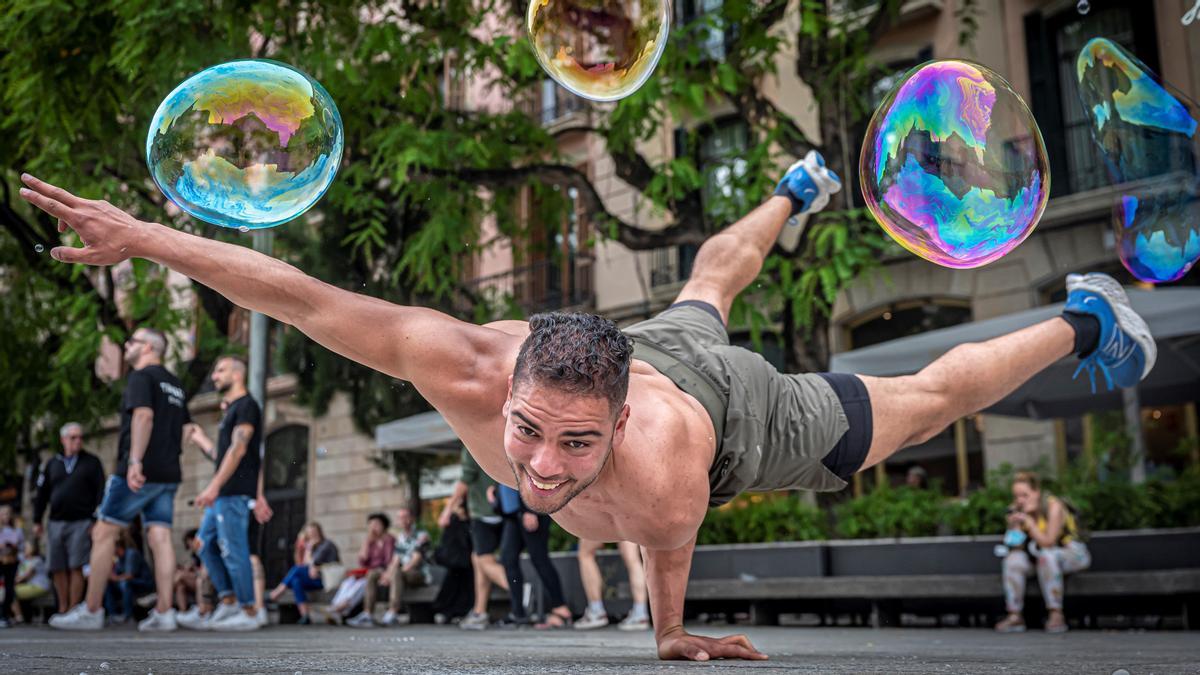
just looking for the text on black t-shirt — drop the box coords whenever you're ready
[116,365,190,484]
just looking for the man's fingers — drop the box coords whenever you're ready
[50,246,98,265]
[719,634,755,650]
[18,187,74,220]
[21,173,85,207]
[712,643,768,660]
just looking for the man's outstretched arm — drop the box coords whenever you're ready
[19,175,500,389]
[644,537,767,661]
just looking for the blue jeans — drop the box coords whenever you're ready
[197,497,255,606]
[104,578,154,619]
[97,475,178,528]
[280,565,323,605]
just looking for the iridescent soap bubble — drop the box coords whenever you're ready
[1076,38,1199,283]
[527,0,670,102]
[146,60,343,230]
[860,60,1050,268]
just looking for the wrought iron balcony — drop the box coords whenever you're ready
[457,256,595,318]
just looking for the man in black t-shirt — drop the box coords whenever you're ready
[178,355,264,632]
[51,327,188,632]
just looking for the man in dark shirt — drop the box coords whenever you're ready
[50,327,189,632]
[32,422,105,614]
[178,355,263,632]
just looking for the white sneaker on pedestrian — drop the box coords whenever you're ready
[379,610,398,626]
[618,613,651,631]
[459,611,489,630]
[346,611,376,628]
[177,606,211,631]
[255,607,268,627]
[49,603,104,631]
[211,610,260,632]
[574,608,609,630]
[175,605,208,629]
[137,608,178,632]
[208,602,241,625]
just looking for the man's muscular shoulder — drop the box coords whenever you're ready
[614,376,713,549]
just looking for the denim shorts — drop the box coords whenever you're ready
[97,475,178,528]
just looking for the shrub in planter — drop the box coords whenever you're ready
[943,481,1011,536]
[1147,465,1200,528]
[698,493,828,545]
[833,485,944,539]
[1059,478,1159,531]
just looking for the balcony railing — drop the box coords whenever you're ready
[457,256,595,318]
[540,82,587,126]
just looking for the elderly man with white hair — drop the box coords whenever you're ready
[32,421,106,615]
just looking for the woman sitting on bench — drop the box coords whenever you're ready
[269,522,340,625]
[995,471,1091,634]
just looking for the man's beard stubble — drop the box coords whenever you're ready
[507,442,612,515]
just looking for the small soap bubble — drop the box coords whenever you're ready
[1077,0,1090,14]
[100,664,109,671]
[238,225,249,233]
[34,244,44,253]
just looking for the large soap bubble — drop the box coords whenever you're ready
[1076,38,1199,283]
[147,60,343,230]
[527,0,670,102]
[860,60,1050,268]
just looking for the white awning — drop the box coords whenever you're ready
[374,410,461,453]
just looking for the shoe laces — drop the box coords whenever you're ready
[1073,352,1115,393]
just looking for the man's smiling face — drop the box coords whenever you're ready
[502,376,629,514]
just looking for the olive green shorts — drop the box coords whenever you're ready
[624,303,863,506]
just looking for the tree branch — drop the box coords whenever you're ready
[425,163,708,249]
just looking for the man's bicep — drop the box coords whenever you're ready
[295,287,489,385]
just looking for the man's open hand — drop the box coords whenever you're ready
[19,174,149,266]
[656,627,768,662]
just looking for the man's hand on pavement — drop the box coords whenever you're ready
[656,627,768,662]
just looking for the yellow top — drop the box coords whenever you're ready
[1035,495,1078,546]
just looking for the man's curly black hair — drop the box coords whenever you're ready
[512,312,633,414]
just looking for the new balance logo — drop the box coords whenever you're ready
[1100,329,1137,366]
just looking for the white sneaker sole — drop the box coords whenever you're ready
[212,622,260,632]
[49,621,104,631]
[1066,273,1157,378]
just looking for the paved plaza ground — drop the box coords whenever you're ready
[2,625,1198,674]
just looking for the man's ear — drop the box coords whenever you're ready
[502,375,514,417]
[611,403,631,448]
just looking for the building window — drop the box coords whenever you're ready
[649,244,698,288]
[676,0,727,62]
[1025,2,1161,197]
[698,119,749,229]
[539,78,586,125]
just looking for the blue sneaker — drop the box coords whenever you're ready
[1063,273,1156,391]
[774,150,843,251]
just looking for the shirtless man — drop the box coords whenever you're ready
[18,155,1154,660]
